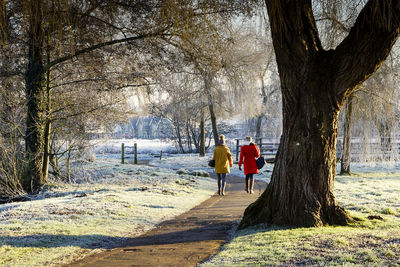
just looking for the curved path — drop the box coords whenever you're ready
[69,175,267,267]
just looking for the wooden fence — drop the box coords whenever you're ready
[121,143,163,164]
[235,137,400,162]
[336,138,400,160]
[235,138,279,161]
[121,143,138,164]
[118,138,400,165]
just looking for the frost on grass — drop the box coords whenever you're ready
[94,138,177,155]
[149,154,273,182]
[201,162,400,266]
[0,157,215,267]
[335,163,400,216]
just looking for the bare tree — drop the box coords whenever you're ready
[1,0,261,192]
[340,93,354,174]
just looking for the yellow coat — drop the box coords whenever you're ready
[213,145,233,174]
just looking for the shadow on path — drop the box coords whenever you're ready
[69,175,267,267]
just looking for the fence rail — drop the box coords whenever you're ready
[121,138,400,164]
[336,139,400,160]
[121,143,138,164]
[235,138,400,162]
[235,138,279,161]
[121,143,163,164]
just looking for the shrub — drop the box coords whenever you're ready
[0,136,25,199]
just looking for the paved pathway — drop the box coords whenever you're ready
[69,175,267,267]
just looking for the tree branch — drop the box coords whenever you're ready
[266,0,323,66]
[333,0,400,98]
[49,78,106,89]
[44,29,170,73]
[316,16,350,33]
[0,70,23,78]
[51,98,124,122]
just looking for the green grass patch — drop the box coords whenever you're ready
[202,171,400,266]
[381,208,396,215]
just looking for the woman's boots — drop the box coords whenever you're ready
[246,178,254,194]
[218,179,226,195]
[221,181,226,195]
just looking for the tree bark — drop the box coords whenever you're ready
[66,147,71,184]
[240,0,400,228]
[241,78,350,227]
[340,94,354,175]
[204,73,219,146]
[42,98,51,181]
[24,0,45,192]
[186,120,193,153]
[255,116,262,139]
[175,121,185,153]
[256,68,268,139]
[190,126,200,153]
[42,46,51,182]
[199,107,206,156]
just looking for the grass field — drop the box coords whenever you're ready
[1,156,399,266]
[202,165,400,266]
[0,157,214,267]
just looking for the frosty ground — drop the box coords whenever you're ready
[0,139,399,266]
[202,163,400,266]
[0,153,219,266]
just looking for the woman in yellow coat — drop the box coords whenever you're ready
[213,135,233,195]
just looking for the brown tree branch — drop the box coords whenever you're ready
[0,70,23,78]
[316,16,350,33]
[44,28,170,73]
[265,0,323,64]
[49,78,106,89]
[51,98,125,122]
[333,0,400,98]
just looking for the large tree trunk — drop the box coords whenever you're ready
[340,94,354,175]
[241,75,350,227]
[24,0,45,192]
[240,0,400,228]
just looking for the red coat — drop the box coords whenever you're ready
[238,143,260,175]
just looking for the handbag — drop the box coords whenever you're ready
[208,159,215,167]
[256,156,266,169]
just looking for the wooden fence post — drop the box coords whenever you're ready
[121,143,125,164]
[236,139,240,161]
[257,138,263,155]
[134,143,137,164]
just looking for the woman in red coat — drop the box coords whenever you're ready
[238,136,260,194]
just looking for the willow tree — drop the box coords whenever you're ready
[240,0,400,228]
[3,0,257,192]
[2,0,171,192]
